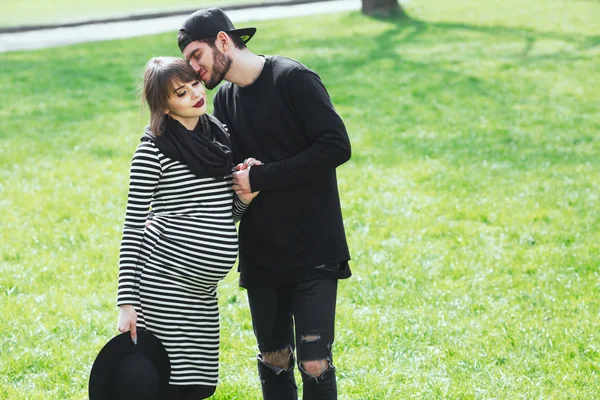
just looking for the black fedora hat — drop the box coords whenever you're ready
[178,8,257,52]
[89,331,170,400]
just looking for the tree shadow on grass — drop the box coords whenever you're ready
[297,13,600,168]
[365,13,599,56]
[2,14,598,168]
[421,20,599,63]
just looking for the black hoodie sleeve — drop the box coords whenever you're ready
[248,68,351,192]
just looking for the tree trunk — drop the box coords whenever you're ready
[362,0,405,17]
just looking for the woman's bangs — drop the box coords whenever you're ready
[167,62,199,92]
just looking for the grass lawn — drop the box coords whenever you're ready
[1,0,600,398]
[1,0,270,28]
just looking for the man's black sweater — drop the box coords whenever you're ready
[213,55,351,287]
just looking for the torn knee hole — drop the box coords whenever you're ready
[300,359,330,377]
[261,347,293,370]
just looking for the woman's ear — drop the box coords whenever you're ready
[164,109,169,115]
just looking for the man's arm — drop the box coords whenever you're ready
[247,68,351,192]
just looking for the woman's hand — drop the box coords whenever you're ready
[117,304,138,345]
[233,157,263,171]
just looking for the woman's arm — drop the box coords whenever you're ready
[116,142,161,307]
[231,158,261,222]
[232,195,250,223]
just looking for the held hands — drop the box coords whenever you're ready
[233,158,262,204]
[117,304,138,345]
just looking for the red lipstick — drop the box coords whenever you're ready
[193,99,205,108]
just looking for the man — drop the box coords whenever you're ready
[178,8,352,399]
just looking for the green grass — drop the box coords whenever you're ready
[1,0,268,28]
[1,0,600,398]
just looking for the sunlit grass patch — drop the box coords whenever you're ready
[1,0,600,398]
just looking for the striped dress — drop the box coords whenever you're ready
[116,140,247,386]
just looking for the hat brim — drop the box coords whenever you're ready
[229,27,256,44]
[89,331,170,400]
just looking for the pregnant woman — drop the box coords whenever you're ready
[116,57,259,399]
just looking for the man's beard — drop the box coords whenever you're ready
[204,50,232,90]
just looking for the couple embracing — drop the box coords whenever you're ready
[90,8,351,400]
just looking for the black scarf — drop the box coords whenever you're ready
[142,114,233,179]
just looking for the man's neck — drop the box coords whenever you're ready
[227,51,265,88]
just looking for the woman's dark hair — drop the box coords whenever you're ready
[142,57,199,135]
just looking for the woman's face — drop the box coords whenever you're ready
[165,79,208,124]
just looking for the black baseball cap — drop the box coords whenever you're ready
[178,8,257,52]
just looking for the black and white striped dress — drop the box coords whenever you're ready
[116,140,247,386]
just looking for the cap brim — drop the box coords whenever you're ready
[89,331,170,400]
[229,27,256,44]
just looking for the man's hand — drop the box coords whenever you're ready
[232,169,252,195]
[233,158,262,204]
[232,158,262,195]
[117,304,138,345]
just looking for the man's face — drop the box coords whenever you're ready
[183,41,232,90]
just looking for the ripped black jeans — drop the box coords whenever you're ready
[247,279,338,400]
